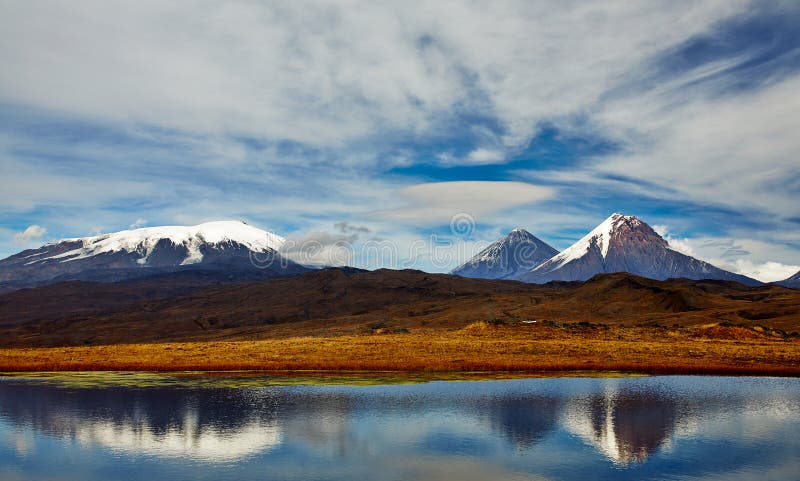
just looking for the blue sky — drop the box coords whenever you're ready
[1,1,799,281]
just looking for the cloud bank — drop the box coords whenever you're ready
[0,1,797,278]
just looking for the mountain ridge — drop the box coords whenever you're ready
[0,268,796,348]
[519,214,760,286]
[778,270,800,289]
[0,215,775,290]
[0,220,308,288]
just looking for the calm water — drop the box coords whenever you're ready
[0,375,798,481]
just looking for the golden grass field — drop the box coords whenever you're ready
[1,270,798,376]
[2,323,798,375]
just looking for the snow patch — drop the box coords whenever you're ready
[34,221,285,266]
[534,213,640,271]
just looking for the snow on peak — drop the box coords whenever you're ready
[42,220,286,265]
[592,213,643,257]
[537,213,641,269]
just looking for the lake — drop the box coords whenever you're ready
[0,374,798,480]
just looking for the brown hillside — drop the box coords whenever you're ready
[0,268,798,348]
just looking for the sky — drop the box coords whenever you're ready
[1,0,799,282]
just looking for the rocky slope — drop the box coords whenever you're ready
[519,214,760,286]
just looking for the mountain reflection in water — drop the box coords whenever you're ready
[0,376,798,481]
[562,387,677,464]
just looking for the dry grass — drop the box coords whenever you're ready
[1,325,798,376]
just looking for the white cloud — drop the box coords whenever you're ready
[651,224,668,237]
[655,225,698,257]
[377,181,555,225]
[590,74,800,221]
[129,218,147,229]
[0,1,747,149]
[13,225,47,245]
[729,260,799,284]
[280,235,354,267]
[280,224,375,267]
[466,148,505,164]
[0,150,158,214]
[1,1,798,275]
[657,226,800,282]
[435,148,506,165]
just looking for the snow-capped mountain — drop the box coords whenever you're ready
[0,221,308,287]
[519,213,760,286]
[778,270,800,289]
[452,228,558,279]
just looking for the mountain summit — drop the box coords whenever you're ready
[452,228,558,279]
[0,220,308,288]
[519,213,760,286]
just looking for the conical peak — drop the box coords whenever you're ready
[506,227,533,239]
[604,213,642,228]
[451,227,558,279]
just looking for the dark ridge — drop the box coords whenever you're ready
[0,269,797,348]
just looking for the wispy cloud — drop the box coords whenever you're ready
[129,218,147,230]
[0,1,747,149]
[13,225,47,245]
[0,1,798,274]
[376,181,554,226]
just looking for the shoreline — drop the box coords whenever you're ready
[1,365,798,377]
[1,328,798,377]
